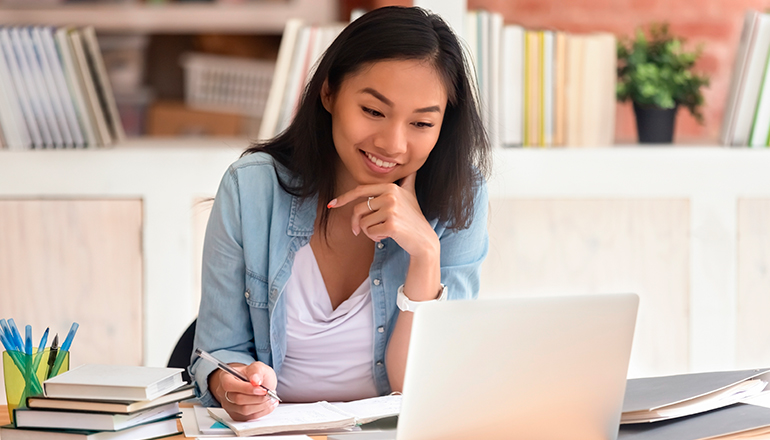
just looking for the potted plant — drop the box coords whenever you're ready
[617,23,710,144]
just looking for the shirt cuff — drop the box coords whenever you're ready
[190,349,258,407]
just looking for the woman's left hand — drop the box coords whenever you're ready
[327,172,438,260]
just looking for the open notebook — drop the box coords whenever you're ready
[206,395,401,436]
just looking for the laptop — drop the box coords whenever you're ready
[331,293,639,440]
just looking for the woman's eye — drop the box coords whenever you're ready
[413,121,435,128]
[362,106,383,117]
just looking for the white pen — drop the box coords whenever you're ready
[194,348,282,402]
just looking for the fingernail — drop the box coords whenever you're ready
[352,229,359,236]
[251,374,262,386]
[327,199,337,208]
[273,399,279,407]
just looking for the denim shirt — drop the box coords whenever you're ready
[190,152,489,407]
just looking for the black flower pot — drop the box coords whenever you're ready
[633,102,678,144]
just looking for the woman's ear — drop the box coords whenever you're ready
[321,80,333,113]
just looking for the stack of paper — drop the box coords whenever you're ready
[618,369,770,440]
[622,369,769,424]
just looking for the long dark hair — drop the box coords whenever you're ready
[244,6,490,232]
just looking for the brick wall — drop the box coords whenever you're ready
[341,0,762,144]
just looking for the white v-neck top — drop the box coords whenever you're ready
[275,243,378,403]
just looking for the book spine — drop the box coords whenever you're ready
[0,27,45,148]
[258,19,303,141]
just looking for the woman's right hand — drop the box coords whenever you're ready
[209,361,279,421]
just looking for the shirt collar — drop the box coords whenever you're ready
[286,193,317,237]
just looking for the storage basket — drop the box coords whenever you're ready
[181,52,275,117]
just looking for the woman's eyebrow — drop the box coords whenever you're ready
[360,87,393,106]
[359,87,441,113]
[414,105,441,113]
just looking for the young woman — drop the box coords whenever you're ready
[191,6,491,421]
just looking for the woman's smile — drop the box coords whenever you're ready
[361,150,398,173]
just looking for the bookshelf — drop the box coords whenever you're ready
[0,0,338,34]
[2,143,770,379]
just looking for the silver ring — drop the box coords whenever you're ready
[224,391,235,404]
[367,196,374,212]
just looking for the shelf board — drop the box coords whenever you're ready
[0,0,339,34]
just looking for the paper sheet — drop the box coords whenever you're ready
[181,406,314,439]
[194,405,233,435]
[742,390,770,409]
[331,395,402,424]
[209,401,356,436]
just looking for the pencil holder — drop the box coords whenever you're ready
[3,348,69,424]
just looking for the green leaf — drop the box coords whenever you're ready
[616,21,709,124]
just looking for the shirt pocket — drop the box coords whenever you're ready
[245,272,270,353]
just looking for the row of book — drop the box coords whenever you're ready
[0,26,125,150]
[258,10,617,148]
[721,9,770,147]
[467,9,617,148]
[258,19,344,141]
[1,364,193,440]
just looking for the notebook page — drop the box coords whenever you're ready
[332,395,402,424]
[208,401,356,436]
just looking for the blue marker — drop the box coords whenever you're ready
[8,319,24,350]
[60,322,79,353]
[0,320,9,344]
[31,327,49,372]
[0,320,14,351]
[37,327,49,354]
[25,325,32,355]
[0,331,14,352]
[51,322,78,377]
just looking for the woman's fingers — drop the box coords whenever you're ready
[351,194,388,236]
[327,184,392,209]
[220,362,279,421]
[220,368,263,396]
[221,388,267,405]
[242,361,278,391]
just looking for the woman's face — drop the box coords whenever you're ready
[322,59,448,190]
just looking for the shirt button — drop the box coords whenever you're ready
[377,242,384,249]
[376,361,384,366]
[373,279,381,286]
[244,291,250,299]
[378,326,384,333]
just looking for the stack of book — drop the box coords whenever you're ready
[721,10,770,147]
[257,11,617,149]
[0,26,125,150]
[1,364,194,440]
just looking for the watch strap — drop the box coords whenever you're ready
[397,283,447,312]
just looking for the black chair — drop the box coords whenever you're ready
[167,319,196,384]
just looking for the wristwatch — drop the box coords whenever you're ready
[396,284,448,312]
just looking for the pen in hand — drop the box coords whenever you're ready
[194,348,282,402]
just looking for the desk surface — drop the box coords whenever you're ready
[0,405,326,440]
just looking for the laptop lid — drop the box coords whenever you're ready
[397,293,639,440]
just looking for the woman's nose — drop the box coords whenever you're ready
[375,122,407,156]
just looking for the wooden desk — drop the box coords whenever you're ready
[0,405,326,440]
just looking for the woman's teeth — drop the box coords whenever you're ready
[365,152,396,168]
